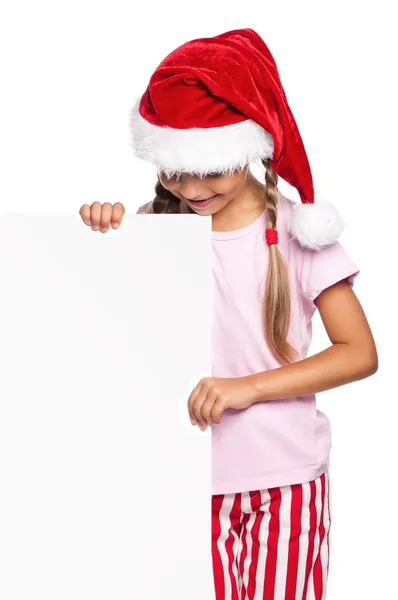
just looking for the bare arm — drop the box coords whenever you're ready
[249,280,378,402]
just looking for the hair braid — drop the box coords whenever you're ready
[262,159,299,364]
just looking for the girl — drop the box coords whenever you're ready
[80,28,378,600]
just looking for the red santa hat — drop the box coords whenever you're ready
[128,27,345,250]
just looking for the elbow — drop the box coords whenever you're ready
[359,350,379,378]
[362,360,378,378]
[343,334,378,379]
[342,341,379,380]
[365,340,379,376]
[367,357,379,376]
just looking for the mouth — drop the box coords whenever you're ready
[185,194,218,208]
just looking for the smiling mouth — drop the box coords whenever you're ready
[187,194,217,202]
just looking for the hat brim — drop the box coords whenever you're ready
[128,98,274,177]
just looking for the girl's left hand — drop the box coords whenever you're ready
[187,376,257,431]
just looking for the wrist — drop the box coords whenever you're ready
[247,372,269,404]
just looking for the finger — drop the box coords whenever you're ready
[100,203,113,232]
[192,387,209,430]
[200,387,219,425]
[111,202,125,229]
[210,395,228,424]
[188,383,202,424]
[90,202,102,231]
[79,204,91,226]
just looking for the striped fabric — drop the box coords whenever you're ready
[212,470,331,600]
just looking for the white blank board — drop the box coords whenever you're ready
[0,213,214,600]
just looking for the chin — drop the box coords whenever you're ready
[192,205,219,215]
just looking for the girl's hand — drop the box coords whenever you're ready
[79,201,126,232]
[188,376,257,431]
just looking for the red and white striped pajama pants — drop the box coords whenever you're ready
[212,470,331,600]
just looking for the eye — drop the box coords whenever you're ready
[160,171,179,182]
[206,172,223,178]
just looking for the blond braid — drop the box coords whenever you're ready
[262,160,299,364]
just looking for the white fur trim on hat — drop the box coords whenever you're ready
[287,191,346,251]
[128,98,274,177]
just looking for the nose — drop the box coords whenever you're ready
[179,175,204,200]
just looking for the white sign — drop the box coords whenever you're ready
[0,214,214,600]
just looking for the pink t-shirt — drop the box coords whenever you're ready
[211,191,360,494]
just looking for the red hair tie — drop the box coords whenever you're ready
[265,228,278,245]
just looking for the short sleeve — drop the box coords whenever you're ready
[295,240,360,307]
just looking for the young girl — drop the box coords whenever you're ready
[80,28,378,600]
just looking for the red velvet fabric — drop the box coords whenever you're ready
[139,28,315,205]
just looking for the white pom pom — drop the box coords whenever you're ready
[287,191,346,251]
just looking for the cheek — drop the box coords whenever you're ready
[160,177,178,193]
[213,183,237,197]
[213,174,245,196]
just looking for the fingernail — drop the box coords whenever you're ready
[113,222,119,229]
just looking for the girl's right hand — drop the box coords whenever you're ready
[79,201,126,232]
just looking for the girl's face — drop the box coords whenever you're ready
[158,166,250,215]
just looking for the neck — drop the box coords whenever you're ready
[211,174,266,232]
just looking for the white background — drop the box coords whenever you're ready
[0,1,397,598]
[0,214,213,598]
